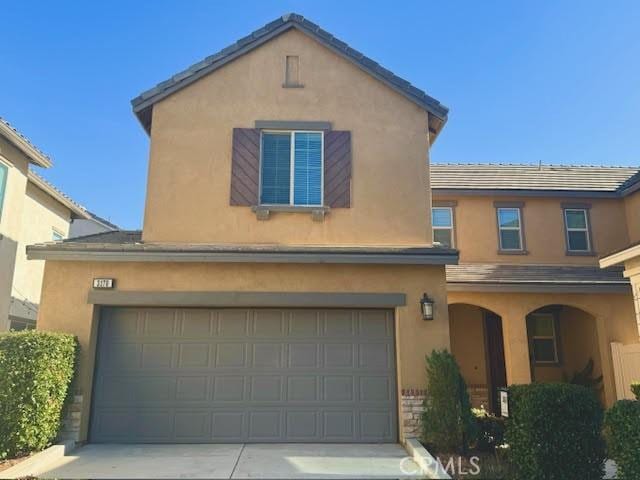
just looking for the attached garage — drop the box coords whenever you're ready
[90,307,398,443]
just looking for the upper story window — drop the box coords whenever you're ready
[432,207,454,248]
[564,208,591,253]
[497,207,524,251]
[260,131,323,207]
[527,311,560,364]
[52,229,64,242]
[0,161,8,222]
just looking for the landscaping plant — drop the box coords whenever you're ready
[421,349,477,453]
[0,330,77,459]
[604,399,640,479]
[472,406,505,452]
[505,383,605,480]
[631,381,640,400]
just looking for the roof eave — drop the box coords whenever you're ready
[27,172,90,219]
[131,17,448,135]
[600,242,640,268]
[0,122,52,168]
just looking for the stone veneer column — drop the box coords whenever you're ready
[401,388,426,439]
[58,394,83,442]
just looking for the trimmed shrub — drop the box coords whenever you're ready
[421,350,477,452]
[505,383,605,480]
[604,400,640,479]
[631,382,640,400]
[0,330,77,459]
[472,406,505,452]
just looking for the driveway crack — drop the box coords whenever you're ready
[229,443,246,479]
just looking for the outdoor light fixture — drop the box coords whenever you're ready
[420,293,434,320]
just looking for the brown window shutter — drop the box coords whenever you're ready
[230,128,260,206]
[324,130,351,208]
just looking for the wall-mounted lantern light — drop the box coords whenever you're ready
[420,293,434,321]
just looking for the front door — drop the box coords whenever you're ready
[484,312,507,414]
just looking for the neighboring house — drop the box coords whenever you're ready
[430,163,640,410]
[29,13,456,444]
[0,117,109,331]
[70,210,119,238]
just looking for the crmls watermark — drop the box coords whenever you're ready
[399,455,481,477]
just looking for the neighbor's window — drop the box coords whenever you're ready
[432,207,454,247]
[0,162,7,221]
[497,207,523,251]
[564,209,591,252]
[527,312,560,364]
[260,131,323,206]
[52,229,64,242]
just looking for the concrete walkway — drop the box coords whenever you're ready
[21,443,423,479]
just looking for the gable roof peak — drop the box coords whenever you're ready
[131,13,448,137]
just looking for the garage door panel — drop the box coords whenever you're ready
[91,308,396,443]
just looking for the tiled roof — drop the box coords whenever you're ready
[131,13,448,133]
[446,263,628,286]
[28,170,89,219]
[619,170,640,194]
[431,164,639,194]
[61,229,141,244]
[0,117,52,167]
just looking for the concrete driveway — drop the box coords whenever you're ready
[21,443,424,479]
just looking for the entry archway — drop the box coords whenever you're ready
[449,303,507,414]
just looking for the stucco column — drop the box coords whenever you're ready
[501,308,532,385]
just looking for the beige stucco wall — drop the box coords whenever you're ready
[11,182,72,310]
[433,194,629,264]
[0,138,30,331]
[624,190,640,244]
[447,290,636,406]
[449,304,487,385]
[37,260,450,442]
[143,28,432,246]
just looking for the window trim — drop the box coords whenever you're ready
[496,206,525,253]
[527,311,561,366]
[52,228,65,242]
[0,159,9,223]
[563,207,593,254]
[432,206,455,248]
[259,130,324,208]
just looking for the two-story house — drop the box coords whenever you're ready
[0,117,94,331]
[430,164,640,410]
[29,14,457,444]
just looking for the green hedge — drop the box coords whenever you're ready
[631,382,640,400]
[604,400,640,479]
[0,330,77,459]
[421,350,477,453]
[505,383,605,480]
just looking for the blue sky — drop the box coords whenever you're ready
[2,1,639,229]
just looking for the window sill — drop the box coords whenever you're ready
[252,205,330,222]
[282,83,304,88]
[497,249,529,255]
[565,250,597,257]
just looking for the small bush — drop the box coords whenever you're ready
[421,350,477,452]
[631,382,640,400]
[505,383,605,480]
[472,406,505,452]
[0,330,77,459]
[604,400,640,479]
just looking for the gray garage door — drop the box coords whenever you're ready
[90,307,397,443]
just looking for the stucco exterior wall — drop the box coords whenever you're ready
[449,304,487,385]
[624,190,640,244]
[0,140,30,331]
[447,290,636,406]
[143,29,432,246]
[37,260,450,442]
[12,182,72,311]
[433,194,629,264]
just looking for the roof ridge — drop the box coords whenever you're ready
[431,162,639,169]
[130,13,447,133]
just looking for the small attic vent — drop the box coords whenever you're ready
[283,55,303,88]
